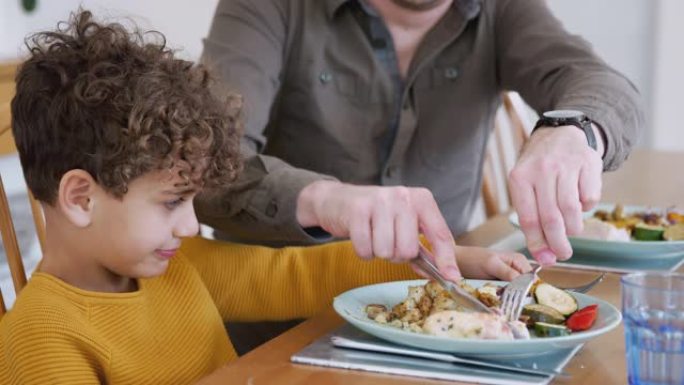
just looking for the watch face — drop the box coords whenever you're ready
[543,110,585,120]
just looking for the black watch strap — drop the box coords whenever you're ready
[533,110,597,151]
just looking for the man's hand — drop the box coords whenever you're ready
[296,181,460,281]
[509,125,604,265]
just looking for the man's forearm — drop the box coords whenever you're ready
[195,154,337,244]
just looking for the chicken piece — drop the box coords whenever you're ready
[400,308,423,323]
[406,321,424,333]
[407,285,426,303]
[476,284,501,308]
[430,291,459,314]
[392,297,418,320]
[388,319,403,328]
[424,281,445,298]
[581,218,631,241]
[458,280,477,297]
[418,293,433,315]
[423,311,516,340]
[365,304,387,320]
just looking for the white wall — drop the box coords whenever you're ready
[547,0,657,148]
[0,0,219,61]
[651,0,684,151]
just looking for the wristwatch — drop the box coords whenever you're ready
[532,110,597,151]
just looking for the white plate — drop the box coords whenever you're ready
[333,279,621,357]
[508,203,684,259]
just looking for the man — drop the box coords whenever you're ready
[197,0,643,278]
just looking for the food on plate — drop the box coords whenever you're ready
[534,322,570,337]
[364,280,598,340]
[664,223,684,241]
[565,304,599,332]
[580,217,631,241]
[583,204,684,241]
[533,282,578,316]
[423,311,528,340]
[521,304,565,325]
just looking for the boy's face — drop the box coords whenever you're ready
[88,168,200,279]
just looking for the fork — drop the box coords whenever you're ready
[501,267,606,321]
[558,272,605,294]
[500,264,542,322]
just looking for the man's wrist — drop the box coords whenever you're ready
[296,180,338,228]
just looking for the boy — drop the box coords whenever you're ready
[0,10,530,384]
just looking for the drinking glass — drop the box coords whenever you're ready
[621,273,684,385]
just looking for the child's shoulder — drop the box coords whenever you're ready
[1,273,92,332]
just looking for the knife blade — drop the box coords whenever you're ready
[413,245,497,315]
[331,335,569,378]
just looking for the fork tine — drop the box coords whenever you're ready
[501,289,519,321]
[509,291,524,321]
[560,273,606,294]
[504,291,518,321]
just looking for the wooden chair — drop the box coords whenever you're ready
[481,92,535,218]
[0,61,46,316]
[0,61,19,156]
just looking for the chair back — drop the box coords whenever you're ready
[481,92,535,218]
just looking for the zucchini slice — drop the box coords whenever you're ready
[534,283,578,316]
[534,322,570,337]
[634,223,665,241]
[521,304,565,325]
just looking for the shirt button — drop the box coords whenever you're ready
[385,166,398,178]
[265,200,278,217]
[319,71,333,84]
[444,67,459,80]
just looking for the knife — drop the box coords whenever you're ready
[412,244,497,315]
[331,335,569,378]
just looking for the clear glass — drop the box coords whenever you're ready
[622,273,684,385]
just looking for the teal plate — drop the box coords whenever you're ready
[333,279,621,358]
[509,203,684,259]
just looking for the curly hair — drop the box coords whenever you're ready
[11,9,242,204]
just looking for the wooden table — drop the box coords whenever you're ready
[198,150,684,385]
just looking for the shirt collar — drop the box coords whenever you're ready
[325,0,482,20]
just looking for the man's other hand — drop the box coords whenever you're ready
[296,181,460,281]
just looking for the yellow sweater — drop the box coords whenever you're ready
[0,237,417,384]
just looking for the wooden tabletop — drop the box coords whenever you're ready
[198,149,684,385]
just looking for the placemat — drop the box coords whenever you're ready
[292,324,582,385]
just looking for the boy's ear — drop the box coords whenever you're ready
[58,169,97,228]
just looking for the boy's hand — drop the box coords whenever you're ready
[297,180,461,281]
[455,246,532,281]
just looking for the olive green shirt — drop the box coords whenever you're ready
[196,0,644,244]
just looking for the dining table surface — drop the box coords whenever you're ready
[197,149,684,385]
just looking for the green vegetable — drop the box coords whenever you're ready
[521,304,565,325]
[633,224,665,241]
[534,322,570,337]
[534,283,578,316]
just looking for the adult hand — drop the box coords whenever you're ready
[455,246,532,281]
[509,125,604,265]
[296,181,460,281]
